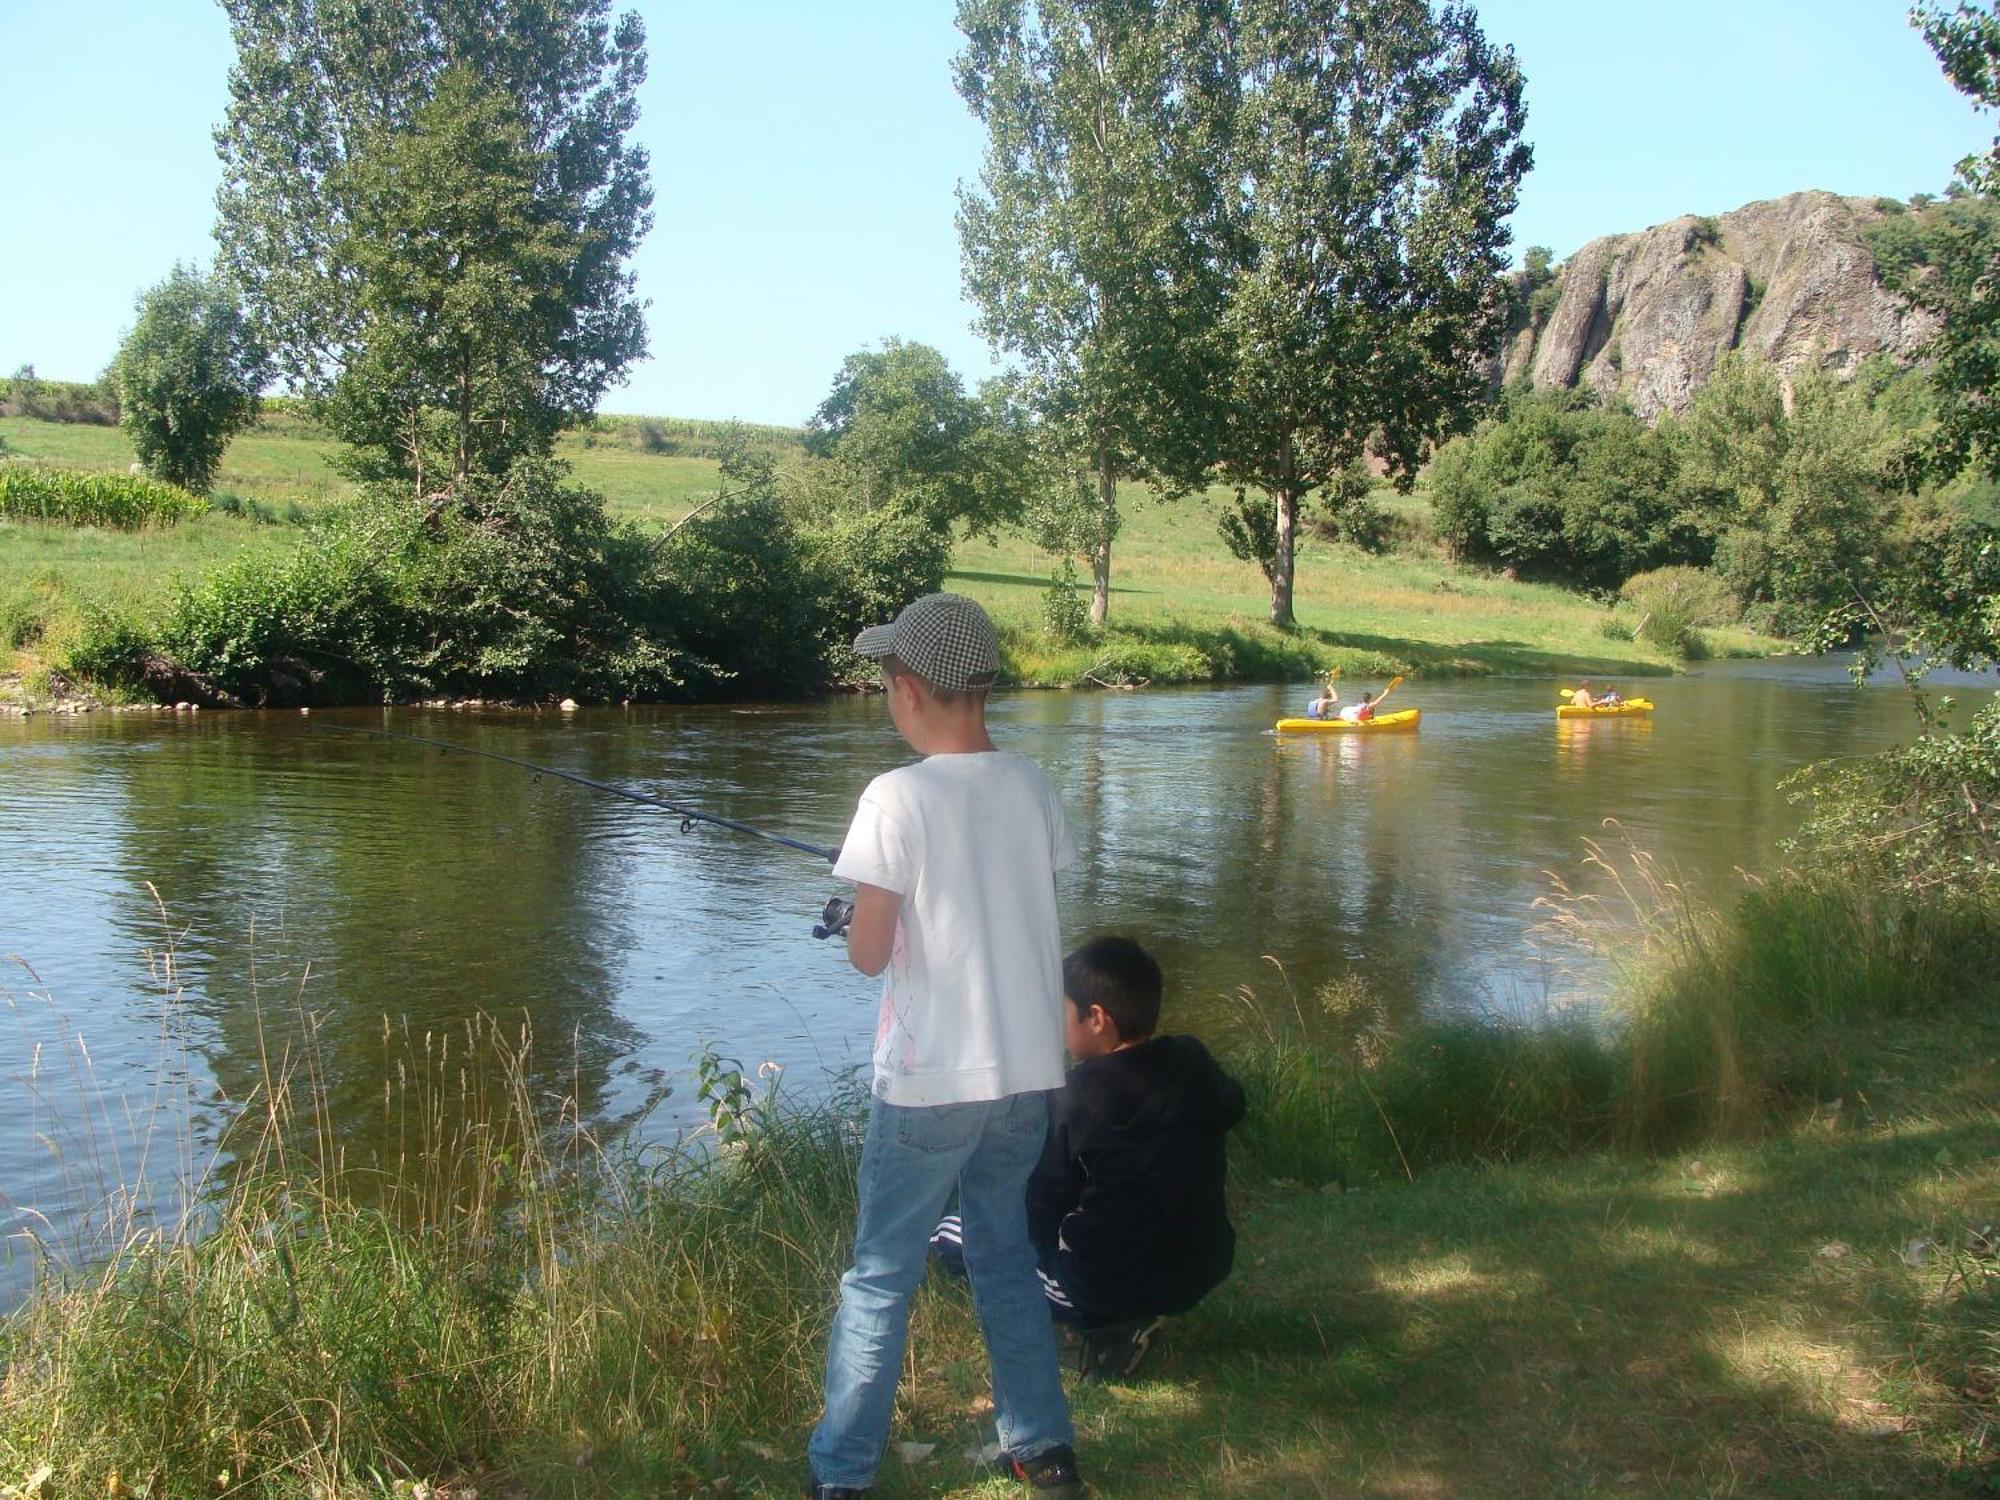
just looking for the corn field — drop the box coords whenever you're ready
[0,465,206,529]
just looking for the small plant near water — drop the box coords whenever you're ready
[1040,557,1090,644]
[1617,564,1739,660]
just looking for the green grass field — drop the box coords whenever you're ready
[0,412,1777,702]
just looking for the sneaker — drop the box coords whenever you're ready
[994,1443,1086,1497]
[1076,1315,1165,1382]
[801,1474,868,1499]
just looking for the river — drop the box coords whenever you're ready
[0,660,1975,1297]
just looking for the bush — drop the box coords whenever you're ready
[1425,389,1701,590]
[1785,699,2000,898]
[1618,566,1738,659]
[0,466,205,528]
[801,506,952,662]
[1317,492,1392,553]
[90,463,725,706]
[1040,558,1090,644]
[0,589,51,650]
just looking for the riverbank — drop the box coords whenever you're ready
[2,868,1992,1497]
[1,413,1781,708]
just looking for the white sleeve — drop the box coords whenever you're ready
[1050,788,1076,873]
[834,785,914,893]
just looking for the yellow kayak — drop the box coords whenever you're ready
[1555,698,1654,719]
[1275,709,1421,734]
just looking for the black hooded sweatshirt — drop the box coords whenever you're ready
[1025,1033,1246,1326]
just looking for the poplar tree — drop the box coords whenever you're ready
[955,0,1234,624]
[1217,0,1529,625]
[213,0,652,494]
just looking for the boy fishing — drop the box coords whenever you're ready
[805,593,1084,1500]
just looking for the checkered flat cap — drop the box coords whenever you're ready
[852,592,1001,692]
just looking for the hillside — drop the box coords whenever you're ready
[1496,190,1938,420]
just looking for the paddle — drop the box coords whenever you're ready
[1371,674,1406,710]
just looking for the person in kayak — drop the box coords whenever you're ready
[1568,681,1621,710]
[1337,690,1379,724]
[931,936,1246,1382]
[1305,681,1339,719]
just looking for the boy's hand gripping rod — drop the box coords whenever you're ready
[312,723,855,939]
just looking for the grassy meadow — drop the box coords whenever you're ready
[0,411,1777,704]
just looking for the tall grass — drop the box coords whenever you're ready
[1225,829,1999,1190]
[0,926,889,1497]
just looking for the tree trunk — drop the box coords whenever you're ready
[1091,448,1116,626]
[1271,485,1298,627]
[456,350,473,485]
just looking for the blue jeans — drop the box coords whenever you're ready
[808,1091,1074,1488]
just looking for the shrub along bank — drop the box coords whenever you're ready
[0,855,1992,1497]
[63,459,947,707]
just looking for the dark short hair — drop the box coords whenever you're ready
[1063,936,1162,1041]
[882,652,994,707]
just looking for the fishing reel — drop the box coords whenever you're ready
[812,895,855,941]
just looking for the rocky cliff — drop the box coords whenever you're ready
[1495,190,1937,420]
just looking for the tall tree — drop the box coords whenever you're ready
[1899,3,2000,482]
[1217,0,1529,625]
[214,0,651,492]
[109,264,267,495]
[806,339,1030,536]
[955,0,1234,625]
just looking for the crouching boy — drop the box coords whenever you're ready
[935,936,1246,1381]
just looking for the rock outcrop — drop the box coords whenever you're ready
[1496,191,1937,420]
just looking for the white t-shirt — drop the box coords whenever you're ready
[833,750,1075,1106]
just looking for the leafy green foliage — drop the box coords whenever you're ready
[1916,1,2000,191]
[325,69,634,491]
[805,339,1029,537]
[1665,357,1900,635]
[1,366,118,424]
[1040,557,1090,643]
[0,465,206,528]
[1866,193,2000,484]
[801,508,953,673]
[1217,486,1280,584]
[1214,0,1532,625]
[78,464,695,705]
[1427,390,1698,589]
[110,264,266,495]
[215,0,652,488]
[1787,698,2000,897]
[955,0,1235,622]
[1617,566,1740,660]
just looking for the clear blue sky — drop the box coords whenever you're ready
[1,0,1990,426]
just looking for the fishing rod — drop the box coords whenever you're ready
[312,722,855,939]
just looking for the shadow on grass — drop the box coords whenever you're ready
[1049,616,1676,683]
[1048,1111,1998,1498]
[948,566,1145,595]
[1301,625,1675,680]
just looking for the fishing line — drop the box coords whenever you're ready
[310,721,840,862]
